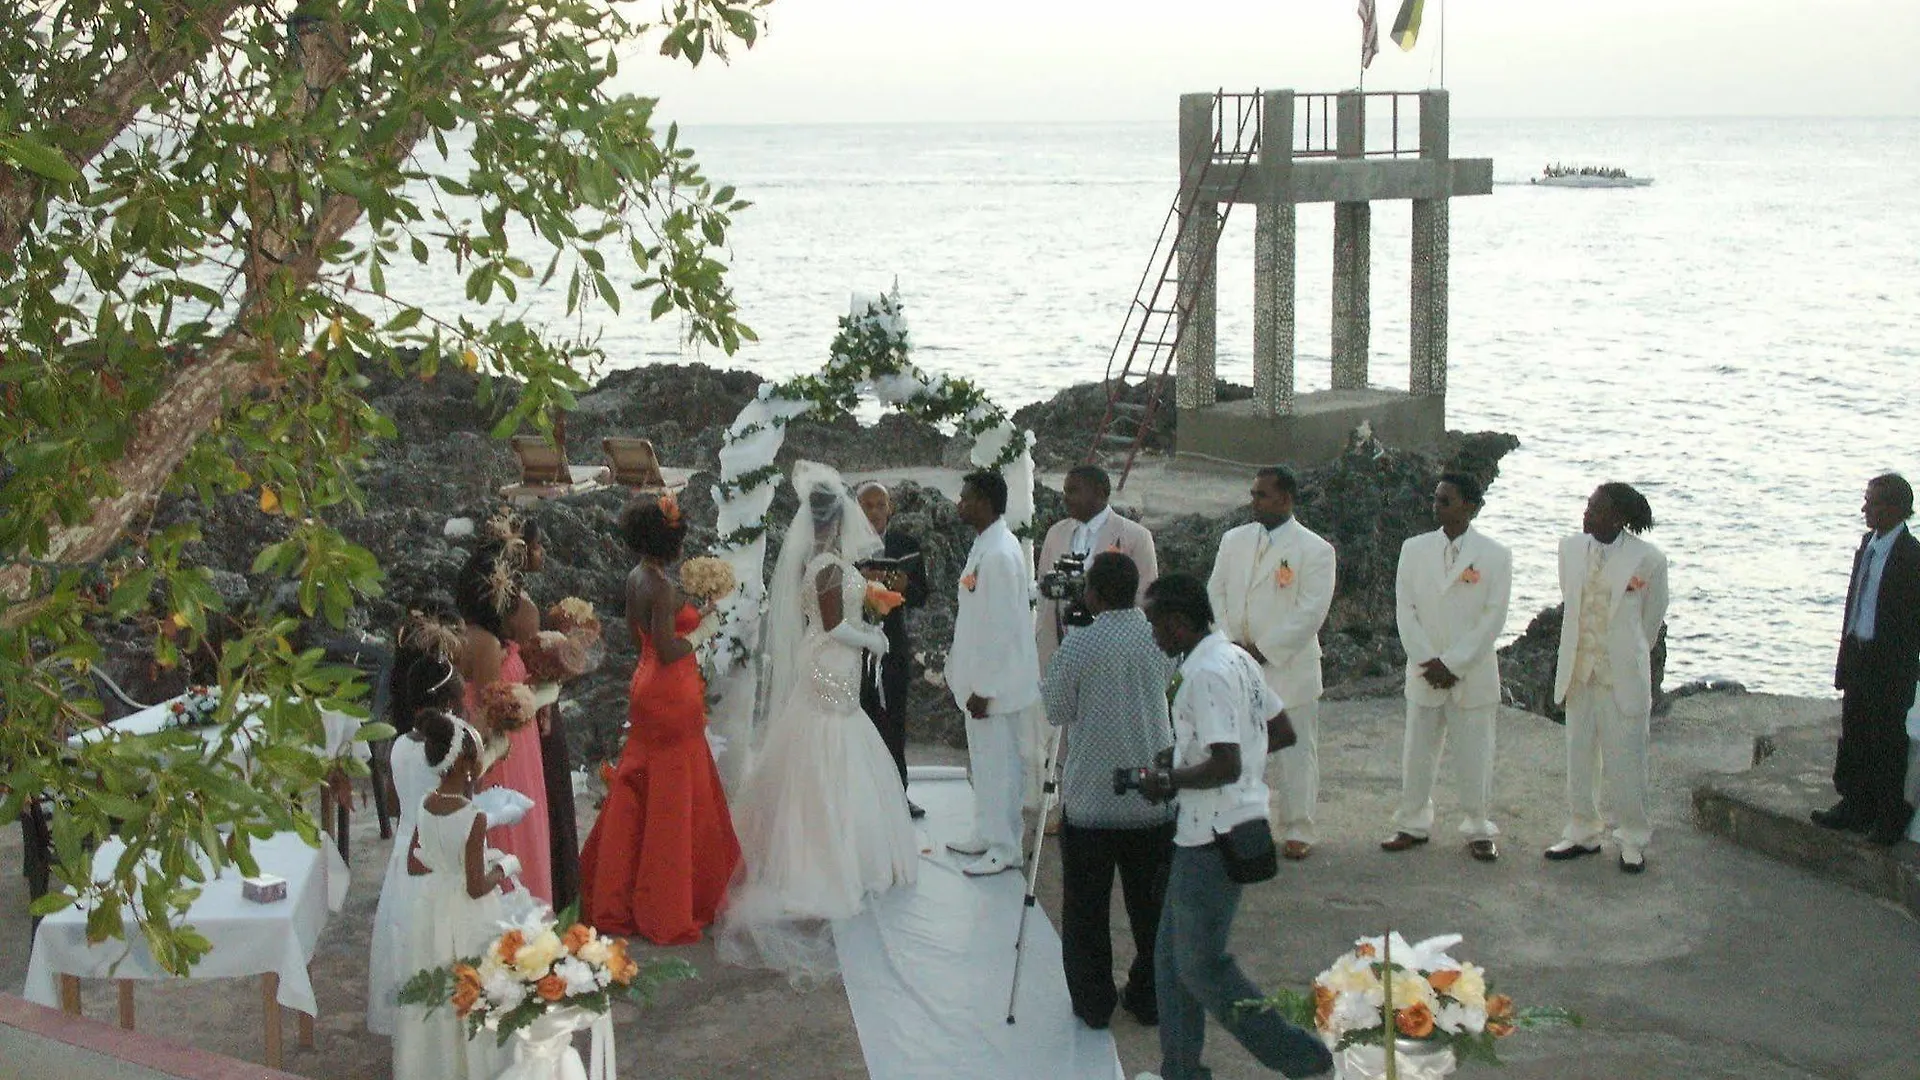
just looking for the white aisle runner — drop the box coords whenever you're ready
[833,768,1126,1080]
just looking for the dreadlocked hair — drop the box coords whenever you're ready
[1597,482,1656,534]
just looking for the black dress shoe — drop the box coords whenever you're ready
[908,801,926,820]
[1074,1010,1111,1030]
[1122,1000,1158,1027]
[1810,807,1870,833]
[1865,822,1909,846]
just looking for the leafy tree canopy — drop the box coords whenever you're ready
[0,0,764,972]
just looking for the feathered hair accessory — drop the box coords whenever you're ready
[656,493,682,529]
[397,612,464,662]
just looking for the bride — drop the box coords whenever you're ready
[717,461,920,983]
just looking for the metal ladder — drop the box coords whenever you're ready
[1084,91,1262,489]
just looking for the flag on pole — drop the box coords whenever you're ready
[1359,0,1381,69]
[1390,0,1426,51]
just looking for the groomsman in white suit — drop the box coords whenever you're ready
[1032,465,1159,812]
[1381,473,1513,862]
[947,469,1041,877]
[1207,466,1336,860]
[1545,482,1669,874]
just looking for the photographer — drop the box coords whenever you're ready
[1132,574,1332,1080]
[1041,552,1176,1031]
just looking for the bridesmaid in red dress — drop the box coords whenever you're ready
[580,495,741,945]
[455,538,553,906]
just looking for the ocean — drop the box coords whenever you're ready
[392,117,1920,696]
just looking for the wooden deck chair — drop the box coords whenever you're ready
[603,437,666,489]
[511,435,568,485]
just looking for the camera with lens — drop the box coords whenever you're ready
[1112,766,1171,805]
[1038,553,1093,630]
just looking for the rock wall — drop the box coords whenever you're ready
[118,363,1561,769]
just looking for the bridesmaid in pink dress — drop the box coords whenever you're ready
[455,543,554,907]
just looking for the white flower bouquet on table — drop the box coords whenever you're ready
[1253,932,1578,1077]
[400,906,694,1078]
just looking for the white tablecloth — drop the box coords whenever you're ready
[21,831,343,1016]
[70,691,368,763]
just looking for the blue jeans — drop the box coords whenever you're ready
[1155,843,1332,1080]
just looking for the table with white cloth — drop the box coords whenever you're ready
[66,690,370,856]
[20,830,345,1068]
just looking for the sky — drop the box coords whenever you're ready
[624,0,1920,124]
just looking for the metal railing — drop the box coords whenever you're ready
[1210,90,1427,161]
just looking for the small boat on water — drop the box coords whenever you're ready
[1529,164,1653,188]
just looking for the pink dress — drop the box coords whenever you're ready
[471,641,554,906]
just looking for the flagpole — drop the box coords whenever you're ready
[1440,0,1446,87]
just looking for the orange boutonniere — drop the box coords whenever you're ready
[1627,575,1648,593]
[1461,565,1482,585]
[960,573,978,593]
[1273,561,1294,588]
[656,492,682,528]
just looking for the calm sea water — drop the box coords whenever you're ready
[389,118,1920,696]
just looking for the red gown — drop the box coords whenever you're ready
[579,604,741,945]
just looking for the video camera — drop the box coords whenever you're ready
[1038,552,1093,630]
[1112,766,1172,805]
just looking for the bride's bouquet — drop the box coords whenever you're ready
[400,907,693,1076]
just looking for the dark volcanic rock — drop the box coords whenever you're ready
[1496,604,1671,721]
[129,366,1555,769]
[1012,377,1254,469]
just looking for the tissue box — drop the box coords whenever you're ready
[242,874,287,904]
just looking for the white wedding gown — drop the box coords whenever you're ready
[391,799,509,1080]
[366,735,436,1036]
[717,552,920,984]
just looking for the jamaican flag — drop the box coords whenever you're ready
[1390,0,1425,51]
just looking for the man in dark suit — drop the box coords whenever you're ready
[857,482,930,819]
[1814,472,1920,846]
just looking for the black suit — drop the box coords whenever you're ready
[1832,526,1920,833]
[859,529,928,788]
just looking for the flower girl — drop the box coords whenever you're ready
[366,618,469,1036]
[392,708,512,1080]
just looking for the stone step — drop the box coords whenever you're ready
[1691,722,1920,918]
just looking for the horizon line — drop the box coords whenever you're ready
[664,113,1920,127]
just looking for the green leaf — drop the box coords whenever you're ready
[0,134,80,183]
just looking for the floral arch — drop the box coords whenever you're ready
[700,291,1037,789]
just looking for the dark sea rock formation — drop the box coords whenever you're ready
[121,363,1552,765]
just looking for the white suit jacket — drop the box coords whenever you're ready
[1551,531,1671,714]
[1035,511,1159,670]
[1395,526,1513,709]
[1206,518,1336,704]
[949,518,1041,716]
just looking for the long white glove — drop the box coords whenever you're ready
[828,617,888,657]
[681,611,722,649]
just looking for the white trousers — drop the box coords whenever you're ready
[1019,702,1050,811]
[967,708,1028,862]
[1560,682,1652,850]
[1391,700,1499,840]
[1273,697,1320,844]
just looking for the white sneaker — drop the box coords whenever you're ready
[962,852,1016,877]
[945,837,989,857]
[1133,1073,1165,1080]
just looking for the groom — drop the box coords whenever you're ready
[947,469,1041,877]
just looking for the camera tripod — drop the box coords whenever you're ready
[1004,723,1065,1025]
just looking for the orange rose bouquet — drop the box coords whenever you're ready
[477,681,538,734]
[1252,932,1577,1074]
[863,580,905,621]
[399,906,693,1047]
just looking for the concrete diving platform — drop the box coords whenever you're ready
[1178,387,1444,467]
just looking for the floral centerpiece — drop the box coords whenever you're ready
[679,556,736,604]
[163,685,221,730]
[400,906,694,1080]
[1257,932,1577,1079]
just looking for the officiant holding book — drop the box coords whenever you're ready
[857,481,930,819]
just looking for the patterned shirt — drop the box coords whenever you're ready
[1042,608,1178,829]
[1170,632,1284,847]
